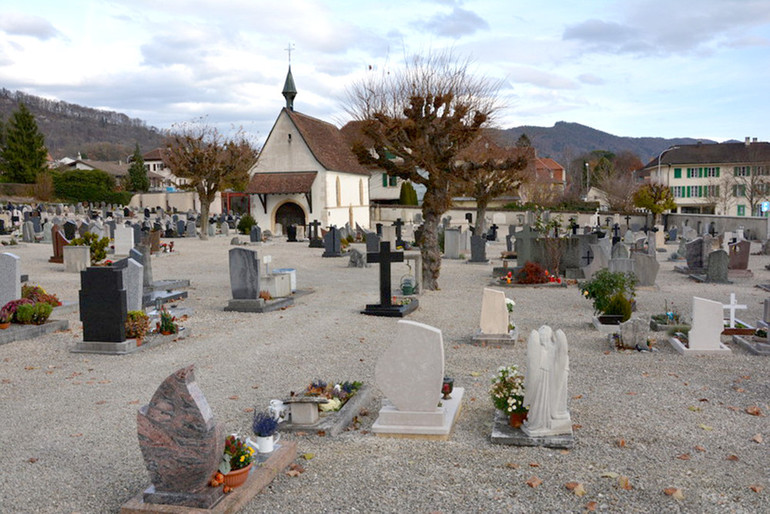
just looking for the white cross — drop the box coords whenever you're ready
[722,293,747,328]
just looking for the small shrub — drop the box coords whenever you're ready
[70,232,110,262]
[516,261,548,284]
[580,269,637,315]
[604,292,632,321]
[22,285,61,307]
[237,214,256,235]
[31,302,52,324]
[125,310,150,339]
[14,304,35,324]
[2,298,34,323]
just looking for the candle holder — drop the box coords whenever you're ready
[441,377,454,400]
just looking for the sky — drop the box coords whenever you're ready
[1,0,769,146]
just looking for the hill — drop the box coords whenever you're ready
[0,89,165,161]
[490,121,716,165]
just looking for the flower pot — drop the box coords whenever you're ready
[160,330,174,336]
[255,433,280,453]
[222,462,252,489]
[0,322,10,330]
[509,411,528,428]
[597,314,624,325]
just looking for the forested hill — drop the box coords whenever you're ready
[490,121,717,165]
[0,89,165,161]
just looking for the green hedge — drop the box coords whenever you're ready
[52,169,132,204]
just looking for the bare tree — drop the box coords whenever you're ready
[345,51,500,290]
[702,174,734,215]
[454,135,529,235]
[163,122,257,240]
[732,165,770,215]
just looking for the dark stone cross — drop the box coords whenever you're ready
[569,218,579,235]
[605,217,612,227]
[375,223,383,237]
[367,241,403,308]
[612,223,621,245]
[393,218,405,248]
[625,214,631,228]
[581,248,593,266]
[308,219,323,248]
[487,224,499,241]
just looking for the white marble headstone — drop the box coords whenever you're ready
[0,253,21,308]
[114,224,134,256]
[680,296,731,354]
[479,288,508,335]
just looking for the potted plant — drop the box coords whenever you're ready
[125,310,150,344]
[252,411,280,453]
[650,300,686,331]
[580,269,637,326]
[0,306,11,329]
[489,365,528,428]
[215,434,255,490]
[156,307,178,335]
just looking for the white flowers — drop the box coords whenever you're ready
[505,298,515,313]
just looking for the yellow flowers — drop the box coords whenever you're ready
[240,455,245,462]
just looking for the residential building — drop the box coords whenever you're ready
[139,148,187,191]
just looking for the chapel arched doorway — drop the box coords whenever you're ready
[274,202,306,231]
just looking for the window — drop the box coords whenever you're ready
[688,185,700,197]
[674,168,682,179]
[389,176,398,186]
[704,167,719,177]
[705,184,719,197]
[687,167,698,178]
[734,166,750,177]
[335,176,341,207]
[359,179,364,205]
[733,184,746,197]
[737,205,746,216]
[754,165,769,176]
[672,186,685,198]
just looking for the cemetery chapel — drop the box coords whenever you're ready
[245,66,371,233]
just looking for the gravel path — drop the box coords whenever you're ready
[0,235,767,513]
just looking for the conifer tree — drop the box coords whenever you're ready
[0,103,48,183]
[128,143,150,191]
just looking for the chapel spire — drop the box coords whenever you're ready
[282,66,297,111]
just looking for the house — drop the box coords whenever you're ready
[139,148,187,191]
[643,138,770,216]
[58,157,129,181]
[244,67,370,233]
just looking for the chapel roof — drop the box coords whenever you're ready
[246,171,318,194]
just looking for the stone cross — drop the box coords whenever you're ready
[625,214,631,228]
[722,293,747,328]
[392,218,405,248]
[367,241,404,308]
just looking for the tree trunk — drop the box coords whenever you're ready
[199,194,210,241]
[421,210,442,290]
[474,198,488,236]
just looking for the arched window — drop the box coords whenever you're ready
[336,176,341,207]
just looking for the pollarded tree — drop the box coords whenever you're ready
[345,51,500,290]
[454,135,529,236]
[1,103,48,183]
[633,182,676,224]
[127,143,150,192]
[163,122,257,240]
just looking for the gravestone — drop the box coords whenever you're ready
[611,242,629,259]
[632,252,660,287]
[219,221,229,237]
[114,224,134,255]
[671,297,730,354]
[705,250,729,283]
[362,241,418,317]
[78,267,127,343]
[286,224,298,242]
[581,243,610,279]
[123,258,144,312]
[49,227,69,263]
[229,247,260,299]
[63,245,90,273]
[22,221,34,243]
[250,225,262,243]
[513,225,540,265]
[0,253,21,309]
[668,227,678,242]
[393,218,405,248]
[176,220,186,237]
[608,257,634,276]
[372,320,463,439]
[519,326,572,440]
[77,222,89,238]
[728,240,750,270]
[348,248,366,268]
[136,365,225,508]
[618,318,650,350]
[185,221,196,238]
[322,227,342,257]
[207,224,215,237]
[365,232,381,254]
[472,288,514,345]
[308,220,323,248]
[443,228,461,259]
[469,234,488,263]
[685,238,706,271]
[149,229,161,253]
[31,217,42,234]
[42,222,53,243]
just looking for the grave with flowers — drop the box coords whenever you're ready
[492,261,565,288]
[277,379,373,437]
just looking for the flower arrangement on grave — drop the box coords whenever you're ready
[580,269,637,317]
[252,411,279,437]
[506,298,516,331]
[650,299,681,328]
[125,310,150,340]
[69,232,110,262]
[489,365,527,414]
[258,290,272,301]
[156,307,178,335]
[0,306,12,326]
[216,434,255,490]
[21,285,61,306]
[295,379,363,412]
[391,296,412,306]
[1,298,53,325]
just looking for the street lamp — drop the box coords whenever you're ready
[657,145,679,186]
[585,162,590,192]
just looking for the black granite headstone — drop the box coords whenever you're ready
[322,227,342,257]
[79,267,127,342]
[229,248,260,299]
[286,224,298,242]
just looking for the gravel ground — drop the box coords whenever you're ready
[0,235,767,513]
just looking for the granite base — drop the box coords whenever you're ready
[361,299,418,317]
[0,320,69,346]
[471,329,517,346]
[121,441,297,514]
[688,273,731,284]
[592,316,621,334]
[279,385,373,437]
[490,410,574,449]
[72,328,190,355]
[142,290,188,308]
[224,297,294,313]
[668,336,731,355]
[372,387,464,440]
[731,334,770,356]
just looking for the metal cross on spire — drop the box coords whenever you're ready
[285,42,295,65]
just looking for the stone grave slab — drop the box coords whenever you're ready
[278,385,373,437]
[0,320,70,346]
[63,245,90,273]
[731,334,770,356]
[669,297,731,355]
[490,410,574,449]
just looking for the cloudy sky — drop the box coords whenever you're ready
[1,0,769,145]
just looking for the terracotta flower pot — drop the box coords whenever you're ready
[0,322,10,330]
[222,462,252,489]
[509,411,528,428]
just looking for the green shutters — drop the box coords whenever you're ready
[737,205,746,216]
[674,168,682,178]
[382,173,388,187]
[389,176,398,186]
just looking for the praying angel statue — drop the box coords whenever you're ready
[522,325,572,437]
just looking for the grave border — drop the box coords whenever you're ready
[731,334,770,356]
[0,319,69,346]
[490,410,574,449]
[278,384,373,437]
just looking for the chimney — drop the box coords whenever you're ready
[745,137,751,146]
[753,137,758,143]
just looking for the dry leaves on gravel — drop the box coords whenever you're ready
[745,406,763,416]
[617,476,632,490]
[286,463,305,477]
[664,487,685,500]
[752,434,763,444]
[526,477,542,488]
[565,482,586,497]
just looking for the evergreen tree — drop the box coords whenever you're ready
[0,103,48,183]
[515,133,532,148]
[399,181,418,205]
[128,143,150,191]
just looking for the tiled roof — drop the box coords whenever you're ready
[142,148,165,161]
[73,159,129,177]
[643,142,770,168]
[246,171,318,194]
[286,109,369,176]
[535,157,565,183]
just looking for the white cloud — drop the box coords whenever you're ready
[0,13,61,40]
[419,7,490,38]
